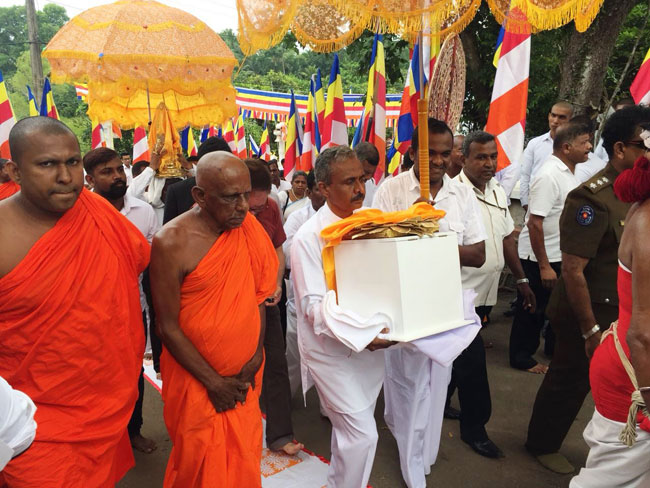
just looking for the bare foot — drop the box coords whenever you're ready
[274,441,304,456]
[131,434,157,453]
[526,363,548,374]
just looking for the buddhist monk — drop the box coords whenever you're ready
[0,157,19,200]
[0,116,149,487]
[150,151,278,487]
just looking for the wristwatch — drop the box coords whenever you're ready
[582,324,600,340]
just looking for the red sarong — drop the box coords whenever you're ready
[0,180,19,200]
[0,189,149,487]
[161,213,277,488]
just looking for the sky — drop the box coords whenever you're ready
[0,0,239,33]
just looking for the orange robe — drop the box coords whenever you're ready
[0,189,149,488]
[0,180,19,200]
[161,213,278,488]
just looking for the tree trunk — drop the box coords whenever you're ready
[460,31,492,128]
[558,0,638,116]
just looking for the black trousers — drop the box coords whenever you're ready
[509,259,561,370]
[447,331,492,442]
[128,311,147,438]
[260,305,294,449]
[526,294,617,455]
[142,268,162,373]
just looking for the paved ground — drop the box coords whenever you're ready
[119,291,591,488]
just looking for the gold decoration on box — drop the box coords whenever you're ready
[347,216,440,240]
[235,0,604,55]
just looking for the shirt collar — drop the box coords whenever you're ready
[407,167,452,201]
[548,154,572,173]
[458,169,497,195]
[120,193,132,215]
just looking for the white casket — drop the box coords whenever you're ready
[333,231,472,342]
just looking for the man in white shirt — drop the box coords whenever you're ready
[447,134,465,178]
[455,131,536,325]
[292,146,394,488]
[283,171,326,396]
[84,148,160,454]
[354,141,380,207]
[373,119,499,488]
[121,152,133,184]
[269,159,292,193]
[0,376,36,471]
[510,123,592,374]
[519,101,574,208]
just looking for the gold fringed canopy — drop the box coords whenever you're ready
[236,0,604,54]
[43,0,238,129]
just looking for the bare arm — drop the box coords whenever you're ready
[504,232,536,313]
[528,214,556,289]
[266,246,284,306]
[562,252,601,358]
[150,231,249,412]
[626,207,650,406]
[459,241,485,268]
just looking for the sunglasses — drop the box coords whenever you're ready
[624,140,649,150]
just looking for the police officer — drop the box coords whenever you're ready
[524,105,650,474]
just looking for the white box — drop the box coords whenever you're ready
[333,232,472,342]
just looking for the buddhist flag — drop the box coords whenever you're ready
[111,122,122,140]
[421,20,440,87]
[249,135,260,157]
[91,120,105,149]
[493,24,506,68]
[387,43,420,175]
[370,34,386,182]
[234,111,247,158]
[133,126,149,162]
[0,69,16,159]
[223,119,236,153]
[258,121,271,161]
[314,69,325,149]
[284,90,303,179]
[322,54,348,149]
[631,47,650,106]
[26,85,39,116]
[180,126,197,157]
[40,78,59,120]
[74,83,88,101]
[485,7,531,172]
[301,79,319,172]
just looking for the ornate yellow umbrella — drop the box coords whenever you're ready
[236,0,605,55]
[44,0,237,129]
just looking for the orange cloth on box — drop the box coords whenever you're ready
[0,180,19,200]
[161,213,278,488]
[319,202,446,292]
[0,189,149,488]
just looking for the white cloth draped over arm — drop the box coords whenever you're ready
[145,175,166,209]
[126,166,155,201]
[0,377,37,470]
[291,226,391,351]
[411,289,481,367]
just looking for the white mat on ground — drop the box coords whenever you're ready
[143,362,330,488]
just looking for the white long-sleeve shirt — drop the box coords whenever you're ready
[291,203,386,414]
[283,203,317,316]
[0,377,36,470]
[519,131,553,207]
[126,166,155,202]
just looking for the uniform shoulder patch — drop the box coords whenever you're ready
[576,205,595,226]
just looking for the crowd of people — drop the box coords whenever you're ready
[1,100,650,488]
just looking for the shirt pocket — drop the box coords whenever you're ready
[447,221,465,245]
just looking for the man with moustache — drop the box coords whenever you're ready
[291,147,394,488]
[83,147,159,454]
[447,134,465,178]
[150,152,277,487]
[373,119,495,488]
[510,123,593,374]
[0,117,149,486]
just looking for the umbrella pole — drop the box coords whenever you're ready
[146,81,152,125]
[417,32,429,200]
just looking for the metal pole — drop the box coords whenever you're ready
[25,0,44,107]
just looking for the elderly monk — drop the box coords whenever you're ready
[0,117,149,487]
[150,151,278,488]
[0,158,19,200]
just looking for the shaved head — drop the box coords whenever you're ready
[9,117,77,164]
[192,151,251,230]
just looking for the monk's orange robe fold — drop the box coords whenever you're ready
[161,213,278,488]
[0,189,149,488]
[0,180,19,200]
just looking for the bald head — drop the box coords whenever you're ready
[9,117,77,164]
[193,151,251,230]
[0,158,9,183]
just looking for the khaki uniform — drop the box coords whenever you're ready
[526,163,631,456]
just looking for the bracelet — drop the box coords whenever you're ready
[639,386,650,393]
[516,278,529,285]
[582,324,601,340]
